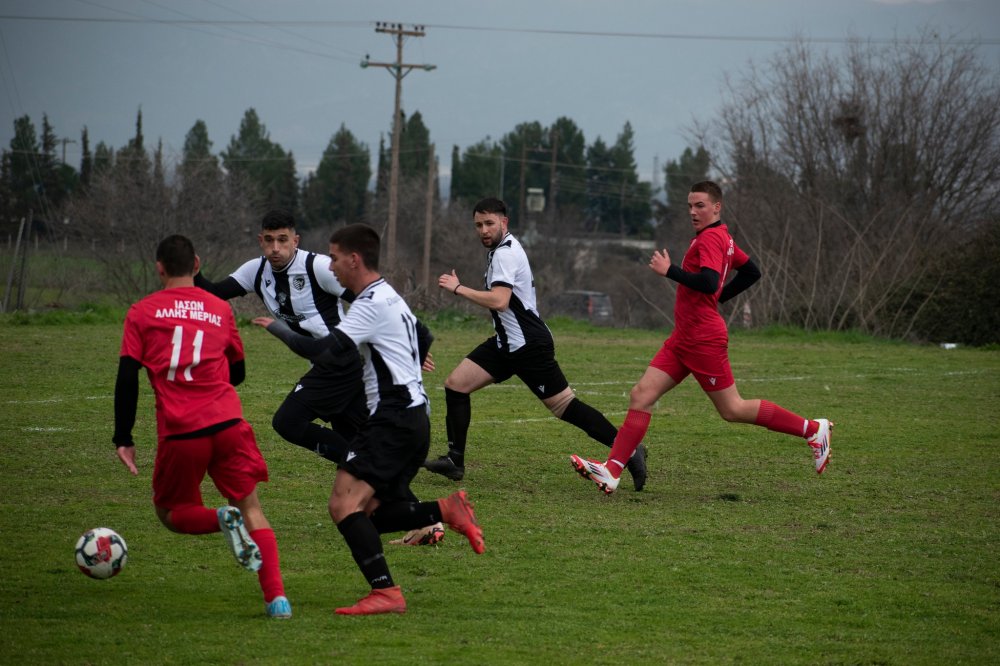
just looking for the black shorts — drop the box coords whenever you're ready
[467,337,569,400]
[284,364,366,424]
[339,404,430,504]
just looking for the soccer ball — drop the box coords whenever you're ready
[75,527,128,579]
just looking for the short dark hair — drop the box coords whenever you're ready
[156,235,196,277]
[690,181,723,203]
[329,224,380,271]
[261,209,296,231]
[473,197,507,217]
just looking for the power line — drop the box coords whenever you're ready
[1,14,997,46]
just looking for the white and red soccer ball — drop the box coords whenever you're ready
[75,527,128,579]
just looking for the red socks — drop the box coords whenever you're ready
[756,400,817,438]
[607,409,652,477]
[250,528,285,602]
[169,505,220,534]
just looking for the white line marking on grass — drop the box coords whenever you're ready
[23,426,70,432]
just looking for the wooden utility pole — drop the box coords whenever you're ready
[548,128,559,223]
[362,23,436,268]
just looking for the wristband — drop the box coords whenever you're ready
[453,284,461,295]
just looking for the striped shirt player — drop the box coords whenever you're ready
[424,197,647,490]
[570,181,833,496]
[113,234,290,619]
[256,223,485,615]
[195,210,365,465]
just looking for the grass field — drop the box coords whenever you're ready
[0,312,997,665]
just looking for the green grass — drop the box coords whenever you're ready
[0,313,997,665]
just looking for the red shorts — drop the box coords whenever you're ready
[152,420,268,510]
[650,336,734,392]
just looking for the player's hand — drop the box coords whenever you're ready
[422,351,436,373]
[438,270,460,293]
[116,446,138,476]
[649,249,672,276]
[252,316,275,328]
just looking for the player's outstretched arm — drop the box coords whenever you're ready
[252,316,357,364]
[194,271,246,300]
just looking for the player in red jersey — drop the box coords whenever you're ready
[112,234,291,618]
[570,181,832,494]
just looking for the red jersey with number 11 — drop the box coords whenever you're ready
[120,286,244,438]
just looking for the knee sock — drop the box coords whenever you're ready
[755,400,816,438]
[337,512,393,589]
[169,505,220,534]
[249,528,285,602]
[444,388,471,466]
[607,409,652,477]
[370,501,444,534]
[559,398,617,447]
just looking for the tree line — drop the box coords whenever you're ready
[1,33,997,345]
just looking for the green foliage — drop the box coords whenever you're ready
[221,108,299,216]
[1,320,997,664]
[890,218,1000,346]
[301,124,371,229]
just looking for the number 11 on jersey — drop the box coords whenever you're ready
[167,325,204,382]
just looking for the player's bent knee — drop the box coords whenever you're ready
[545,390,576,418]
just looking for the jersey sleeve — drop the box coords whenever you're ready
[732,243,750,269]
[487,247,517,289]
[119,304,145,361]
[336,293,379,346]
[229,257,266,293]
[312,254,346,297]
[697,229,730,273]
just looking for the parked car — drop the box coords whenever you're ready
[547,290,614,325]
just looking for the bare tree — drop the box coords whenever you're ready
[62,155,261,306]
[693,31,1000,336]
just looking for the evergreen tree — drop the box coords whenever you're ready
[94,141,114,176]
[1,115,43,229]
[180,120,221,194]
[661,145,711,228]
[302,124,371,228]
[450,138,503,204]
[80,126,93,188]
[548,116,588,216]
[221,108,299,215]
[399,110,431,179]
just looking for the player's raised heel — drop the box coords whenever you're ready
[808,419,833,474]
[570,454,620,494]
[438,491,485,554]
[216,506,263,572]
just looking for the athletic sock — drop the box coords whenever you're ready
[168,505,220,534]
[249,527,285,602]
[755,400,812,438]
[444,388,471,466]
[559,398,617,447]
[337,511,394,589]
[370,501,444,534]
[303,422,349,463]
[607,409,652,477]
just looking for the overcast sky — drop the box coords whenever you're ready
[1,0,998,190]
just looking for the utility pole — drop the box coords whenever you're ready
[362,23,436,268]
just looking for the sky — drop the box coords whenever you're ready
[1,0,998,192]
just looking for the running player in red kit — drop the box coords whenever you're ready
[113,234,291,618]
[570,181,832,494]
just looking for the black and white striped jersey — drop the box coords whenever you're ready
[335,278,428,414]
[485,233,551,352]
[229,250,345,339]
